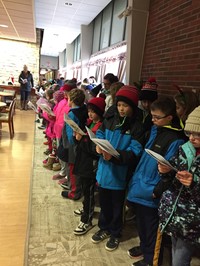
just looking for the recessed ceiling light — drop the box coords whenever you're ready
[64,2,72,6]
[0,24,8,28]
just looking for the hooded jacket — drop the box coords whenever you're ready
[73,119,102,178]
[95,112,144,190]
[65,104,88,164]
[54,98,70,139]
[127,123,185,209]
[158,141,200,246]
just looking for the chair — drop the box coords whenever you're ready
[0,98,16,139]
[3,89,17,112]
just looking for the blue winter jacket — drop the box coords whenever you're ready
[127,125,185,208]
[18,71,34,92]
[95,114,144,190]
[65,104,88,163]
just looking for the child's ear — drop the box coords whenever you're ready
[167,115,173,122]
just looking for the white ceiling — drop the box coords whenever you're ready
[0,0,112,56]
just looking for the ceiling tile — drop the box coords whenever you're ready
[0,0,112,56]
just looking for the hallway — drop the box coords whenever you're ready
[0,110,35,266]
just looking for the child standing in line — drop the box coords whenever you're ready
[51,85,72,180]
[91,86,144,251]
[61,88,88,200]
[158,106,200,266]
[127,96,185,266]
[125,78,158,222]
[138,77,158,132]
[174,87,199,124]
[42,89,55,158]
[73,97,106,235]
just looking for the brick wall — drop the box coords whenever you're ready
[141,0,200,97]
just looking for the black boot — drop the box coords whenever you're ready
[24,100,28,110]
[20,100,25,110]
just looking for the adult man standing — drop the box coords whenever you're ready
[102,73,119,110]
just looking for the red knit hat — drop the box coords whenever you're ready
[60,84,73,92]
[140,77,158,101]
[87,97,106,117]
[116,85,139,108]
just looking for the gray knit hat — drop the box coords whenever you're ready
[185,106,200,132]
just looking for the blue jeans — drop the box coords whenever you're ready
[20,90,30,101]
[172,236,195,266]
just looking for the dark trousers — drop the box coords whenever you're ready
[80,177,96,224]
[98,187,126,238]
[20,90,30,101]
[134,203,159,265]
[68,163,82,200]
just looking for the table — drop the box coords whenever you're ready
[0,91,14,97]
[0,102,6,107]
[0,91,14,103]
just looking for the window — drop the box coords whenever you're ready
[73,35,81,62]
[100,2,112,50]
[92,14,102,53]
[77,35,81,60]
[91,0,127,53]
[110,0,127,45]
[63,49,66,67]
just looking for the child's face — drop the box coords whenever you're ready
[141,100,152,111]
[103,79,111,90]
[151,109,172,127]
[117,101,133,117]
[175,100,185,118]
[88,109,100,123]
[184,131,200,148]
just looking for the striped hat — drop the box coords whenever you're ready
[140,77,158,102]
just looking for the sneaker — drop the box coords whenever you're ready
[43,149,51,155]
[52,173,65,180]
[60,182,70,190]
[132,259,152,266]
[91,230,111,244]
[73,222,93,235]
[38,125,46,130]
[43,158,48,164]
[74,208,84,216]
[58,177,68,185]
[61,191,81,201]
[127,246,143,259]
[52,163,61,171]
[105,237,119,251]
[35,119,40,123]
[61,190,69,199]
[43,141,49,145]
